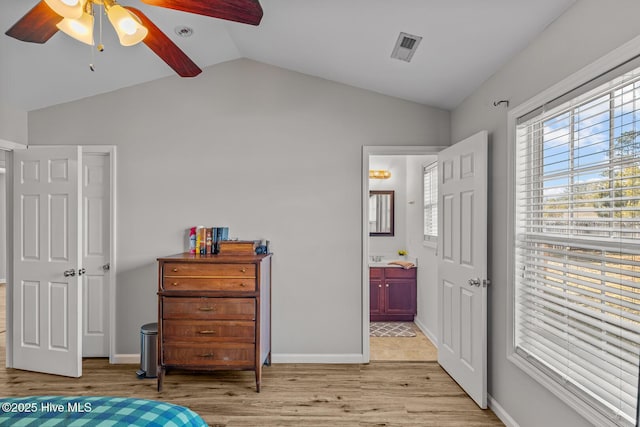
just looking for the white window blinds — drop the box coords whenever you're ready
[423,162,438,242]
[515,63,640,426]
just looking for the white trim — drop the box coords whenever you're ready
[488,395,520,427]
[5,151,14,368]
[4,145,117,369]
[271,353,365,364]
[122,352,367,365]
[0,140,26,151]
[111,354,140,364]
[80,146,117,364]
[362,145,446,363]
[414,316,438,348]
[506,33,640,427]
[422,240,437,249]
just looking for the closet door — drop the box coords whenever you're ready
[13,146,83,377]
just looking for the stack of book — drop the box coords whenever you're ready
[189,226,229,255]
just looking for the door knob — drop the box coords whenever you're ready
[468,278,481,287]
[78,268,86,276]
[102,263,110,271]
[468,278,490,287]
[63,269,76,277]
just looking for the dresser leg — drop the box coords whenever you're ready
[255,366,262,393]
[157,367,165,392]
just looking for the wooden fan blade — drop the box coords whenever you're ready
[140,0,263,26]
[5,1,62,44]
[126,7,202,78]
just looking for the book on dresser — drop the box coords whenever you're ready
[156,252,272,392]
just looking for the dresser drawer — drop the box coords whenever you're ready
[163,320,255,342]
[163,342,255,367]
[162,297,255,320]
[162,277,255,292]
[164,263,255,278]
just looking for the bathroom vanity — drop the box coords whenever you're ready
[369,265,416,321]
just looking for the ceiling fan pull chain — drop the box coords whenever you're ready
[98,3,105,52]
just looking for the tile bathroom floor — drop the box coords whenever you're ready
[370,322,438,361]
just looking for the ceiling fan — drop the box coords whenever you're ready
[5,0,263,77]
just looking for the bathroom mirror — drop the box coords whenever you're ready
[369,190,394,236]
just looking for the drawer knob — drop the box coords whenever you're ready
[378,284,381,288]
[199,353,214,357]
[386,284,389,287]
[240,283,247,287]
[198,306,215,312]
[172,268,179,272]
[240,267,247,273]
[198,330,216,334]
[170,282,179,286]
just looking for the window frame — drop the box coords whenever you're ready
[423,161,438,246]
[507,36,640,427]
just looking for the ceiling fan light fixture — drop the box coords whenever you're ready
[106,5,148,46]
[44,0,84,19]
[57,12,95,45]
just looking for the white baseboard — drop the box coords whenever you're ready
[110,354,140,364]
[488,395,520,427]
[112,353,366,364]
[271,353,365,364]
[414,318,438,348]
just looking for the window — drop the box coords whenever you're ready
[423,162,437,243]
[514,63,640,426]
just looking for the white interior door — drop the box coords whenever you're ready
[437,131,488,408]
[82,153,110,357]
[12,146,82,377]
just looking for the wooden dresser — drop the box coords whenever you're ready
[157,253,272,392]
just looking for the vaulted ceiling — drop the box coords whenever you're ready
[1,0,575,112]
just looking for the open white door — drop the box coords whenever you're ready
[82,153,111,357]
[12,146,82,377]
[437,131,488,408]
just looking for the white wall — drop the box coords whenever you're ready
[369,155,407,257]
[28,58,450,355]
[451,1,640,426]
[405,155,438,340]
[0,102,27,145]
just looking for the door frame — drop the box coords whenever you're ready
[1,143,117,367]
[361,145,445,363]
[82,145,117,363]
[0,139,26,369]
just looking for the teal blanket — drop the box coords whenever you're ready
[0,396,208,426]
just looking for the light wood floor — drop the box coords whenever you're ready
[0,285,503,426]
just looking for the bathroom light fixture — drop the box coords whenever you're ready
[369,170,391,179]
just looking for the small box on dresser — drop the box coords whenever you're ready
[157,252,272,392]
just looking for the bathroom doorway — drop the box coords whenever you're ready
[0,166,6,363]
[363,146,443,362]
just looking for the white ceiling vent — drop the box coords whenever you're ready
[391,32,422,62]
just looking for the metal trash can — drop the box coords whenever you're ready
[136,322,158,379]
